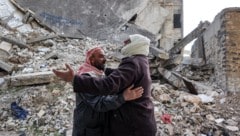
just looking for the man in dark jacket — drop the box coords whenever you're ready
[63,47,144,136]
[53,34,157,136]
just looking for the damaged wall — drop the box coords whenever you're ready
[158,0,183,51]
[10,0,183,48]
[192,8,240,92]
[0,0,184,87]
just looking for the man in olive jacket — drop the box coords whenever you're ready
[53,34,157,136]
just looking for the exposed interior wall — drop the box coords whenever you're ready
[158,0,183,51]
[134,0,169,35]
[9,0,183,52]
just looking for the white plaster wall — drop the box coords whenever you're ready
[112,0,149,21]
[135,0,169,34]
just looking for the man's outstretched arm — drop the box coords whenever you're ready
[73,59,136,95]
[53,60,137,95]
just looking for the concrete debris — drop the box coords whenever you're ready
[149,46,169,60]
[8,71,57,86]
[27,34,58,44]
[0,34,30,49]
[0,0,240,135]
[0,41,12,53]
[0,60,14,73]
[197,94,214,103]
[169,21,210,55]
[152,83,240,136]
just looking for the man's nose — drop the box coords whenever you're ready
[103,57,106,63]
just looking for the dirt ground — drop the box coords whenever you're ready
[215,92,240,119]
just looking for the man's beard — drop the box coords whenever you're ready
[95,64,105,71]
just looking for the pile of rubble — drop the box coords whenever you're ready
[152,83,240,136]
[1,79,240,135]
[0,0,240,136]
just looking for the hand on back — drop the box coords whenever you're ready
[123,85,144,101]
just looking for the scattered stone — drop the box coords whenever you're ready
[198,94,214,103]
[37,109,45,118]
[225,126,239,132]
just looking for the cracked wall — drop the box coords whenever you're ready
[193,8,240,92]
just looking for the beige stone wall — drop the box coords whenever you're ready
[224,10,240,92]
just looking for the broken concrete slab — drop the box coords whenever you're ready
[169,21,210,55]
[162,54,183,68]
[0,41,11,60]
[171,71,218,95]
[0,60,14,73]
[9,71,56,86]
[0,34,30,49]
[158,67,184,89]
[158,68,205,95]
[0,41,12,52]
[149,46,169,60]
[44,51,58,60]
[27,34,58,44]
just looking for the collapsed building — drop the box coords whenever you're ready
[0,0,184,88]
[0,0,240,135]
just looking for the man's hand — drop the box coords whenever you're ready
[52,63,75,82]
[123,85,144,101]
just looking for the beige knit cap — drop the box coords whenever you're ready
[121,34,150,57]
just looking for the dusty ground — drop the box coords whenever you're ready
[215,92,240,120]
[0,82,239,136]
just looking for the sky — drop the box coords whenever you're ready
[183,0,240,51]
[183,0,240,36]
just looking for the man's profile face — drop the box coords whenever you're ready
[124,38,131,46]
[90,49,106,70]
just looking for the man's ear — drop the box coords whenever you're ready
[89,55,95,65]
